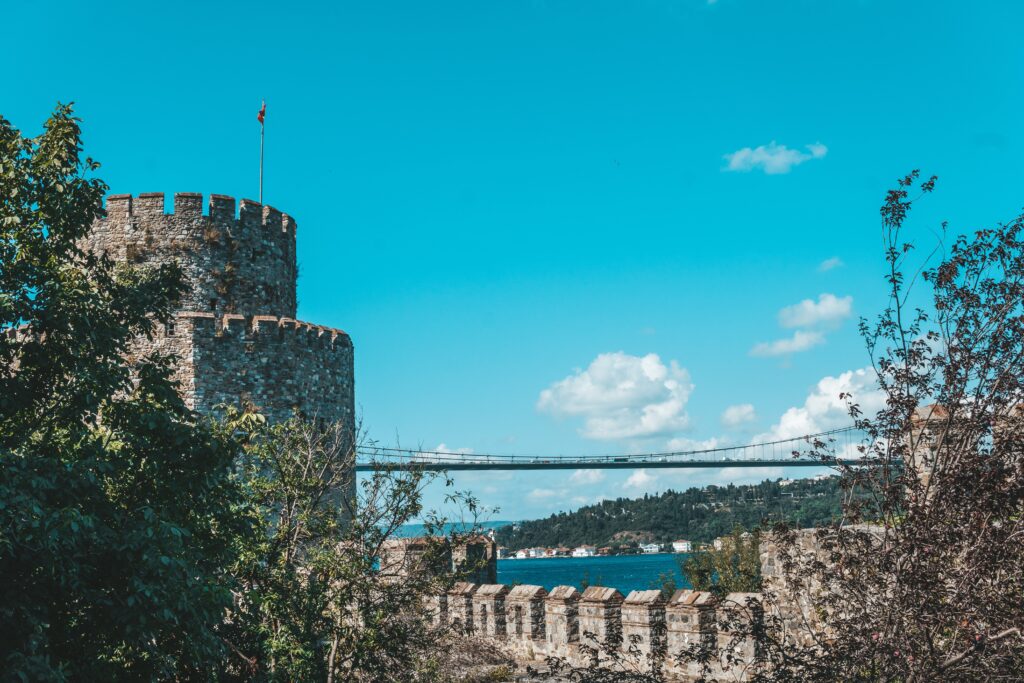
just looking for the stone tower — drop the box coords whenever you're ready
[85,192,354,427]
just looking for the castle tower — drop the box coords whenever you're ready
[85,192,354,428]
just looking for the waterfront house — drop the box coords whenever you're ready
[527,547,546,559]
[671,540,692,553]
[514,549,528,559]
[572,545,596,558]
[641,543,661,554]
[597,546,612,556]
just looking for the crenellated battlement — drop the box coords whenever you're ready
[89,192,299,318]
[96,187,353,429]
[170,311,352,351]
[427,582,762,680]
[134,311,354,424]
[103,192,297,237]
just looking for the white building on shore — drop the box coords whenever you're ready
[572,545,596,557]
[640,543,662,554]
[671,539,692,553]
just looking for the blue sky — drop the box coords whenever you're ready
[6,0,1023,520]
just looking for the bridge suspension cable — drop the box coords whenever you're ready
[355,425,867,471]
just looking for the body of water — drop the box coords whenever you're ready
[497,553,693,595]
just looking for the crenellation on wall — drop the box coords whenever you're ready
[544,585,580,651]
[208,193,235,221]
[621,589,667,667]
[716,593,763,680]
[473,584,510,638]
[135,192,165,218]
[506,585,546,643]
[665,588,717,680]
[90,191,299,317]
[578,586,624,656]
[447,582,478,634]
[88,188,355,526]
[173,192,204,218]
[432,583,761,681]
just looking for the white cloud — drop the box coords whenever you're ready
[750,330,825,357]
[818,257,844,272]
[528,488,566,501]
[624,469,657,491]
[537,352,694,440]
[569,469,606,485]
[755,366,885,441]
[724,141,828,175]
[666,436,723,452]
[721,403,757,428]
[778,293,853,329]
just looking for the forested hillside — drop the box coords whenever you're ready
[495,476,843,550]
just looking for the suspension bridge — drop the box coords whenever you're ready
[354,426,866,471]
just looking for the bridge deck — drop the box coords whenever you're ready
[355,426,866,472]
[355,458,857,472]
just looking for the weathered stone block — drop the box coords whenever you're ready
[621,589,666,667]
[545,585,580,650]
[447,582,478,633]
[473,584,510,637]
[578,586,624,654]
[507,584,547,642]
[665,589,717,680]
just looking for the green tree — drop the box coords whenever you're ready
[221,413,499,682]
[682,526,761,596]
[0,105,242,680]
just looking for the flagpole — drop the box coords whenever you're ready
[259,107,264,205]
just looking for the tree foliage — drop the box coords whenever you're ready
[219,413,500,682]
[682,526,761,596]
[0,105,243,679]
[730,172,1024,681]
[495,477,841,551]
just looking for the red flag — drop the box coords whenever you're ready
[257,101,266,125]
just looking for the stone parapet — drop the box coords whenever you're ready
[92,193,298,318]
[622,589,667,667]
[506,585,546,641]
[578,586,625,657]
[473,584,511,638]
[447,582,478,633]
[716,592,763,680]
[88,191,355,433]
[665,589,717,679]
[427,582,761,680]
[544,585,580,651]
[131,311,354,425]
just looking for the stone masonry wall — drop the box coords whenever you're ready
[431,583,762,681]
[129,312,354,425]
[90,193,297,317]
[88,192,355,428]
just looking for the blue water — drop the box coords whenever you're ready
[497,554,693,595]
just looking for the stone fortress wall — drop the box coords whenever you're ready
[430,582,761,681]
[86,192,354,426]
